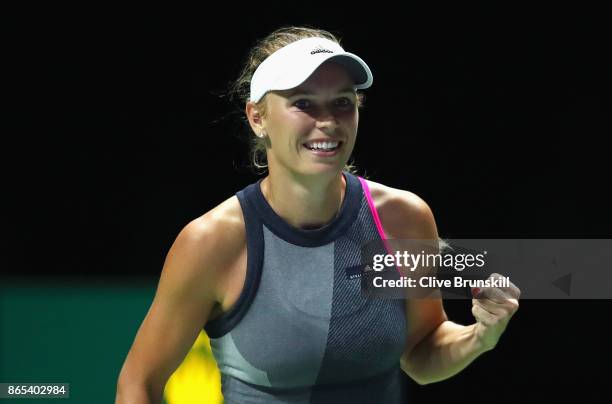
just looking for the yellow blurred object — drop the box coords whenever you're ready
[163,331,223,404]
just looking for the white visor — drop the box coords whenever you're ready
[249,37,373,103]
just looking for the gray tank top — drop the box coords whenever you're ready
[204,172,408,403]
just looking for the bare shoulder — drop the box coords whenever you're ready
[165,195,246,303]
[361,178,438,240]
[185,195,246,251]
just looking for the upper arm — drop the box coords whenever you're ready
[117,215,234,395]
[377,188,448,364]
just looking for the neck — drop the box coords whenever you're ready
[260,169,346,230]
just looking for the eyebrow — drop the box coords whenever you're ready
[287,87,356,97]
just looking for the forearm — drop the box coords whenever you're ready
[401,321,492,385]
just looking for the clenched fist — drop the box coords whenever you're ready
[471,273,521,350]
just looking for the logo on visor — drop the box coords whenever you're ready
[310,46,334,55]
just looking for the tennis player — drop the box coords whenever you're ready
[115,26,520,404]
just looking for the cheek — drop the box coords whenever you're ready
[343,112,359,134]
[269,114,311,152]
[278,113,314,135]
[339,108,358,124]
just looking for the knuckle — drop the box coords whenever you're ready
[501,302,518,317]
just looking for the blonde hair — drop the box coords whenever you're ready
[226,25,366,176]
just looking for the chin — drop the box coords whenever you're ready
[299,161,346,177]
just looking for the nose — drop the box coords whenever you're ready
[314,107,339,131]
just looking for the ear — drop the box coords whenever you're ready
[246,101,265,134]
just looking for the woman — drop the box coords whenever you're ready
[116,26,520,404]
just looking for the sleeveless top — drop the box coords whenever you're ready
[203,171,408,403]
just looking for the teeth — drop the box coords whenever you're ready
[306,141,339,150]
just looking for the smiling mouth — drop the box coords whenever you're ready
[303,140,342,152]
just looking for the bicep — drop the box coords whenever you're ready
[380,189,448,360]
[118,222,220,391]
[402,294,447,361]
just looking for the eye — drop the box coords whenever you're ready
[293,99,311,110]
[335,97,354,108]
[293,97,355,111]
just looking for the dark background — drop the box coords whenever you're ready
[4,5,611,403]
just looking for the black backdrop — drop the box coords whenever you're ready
[5,5,611,403]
